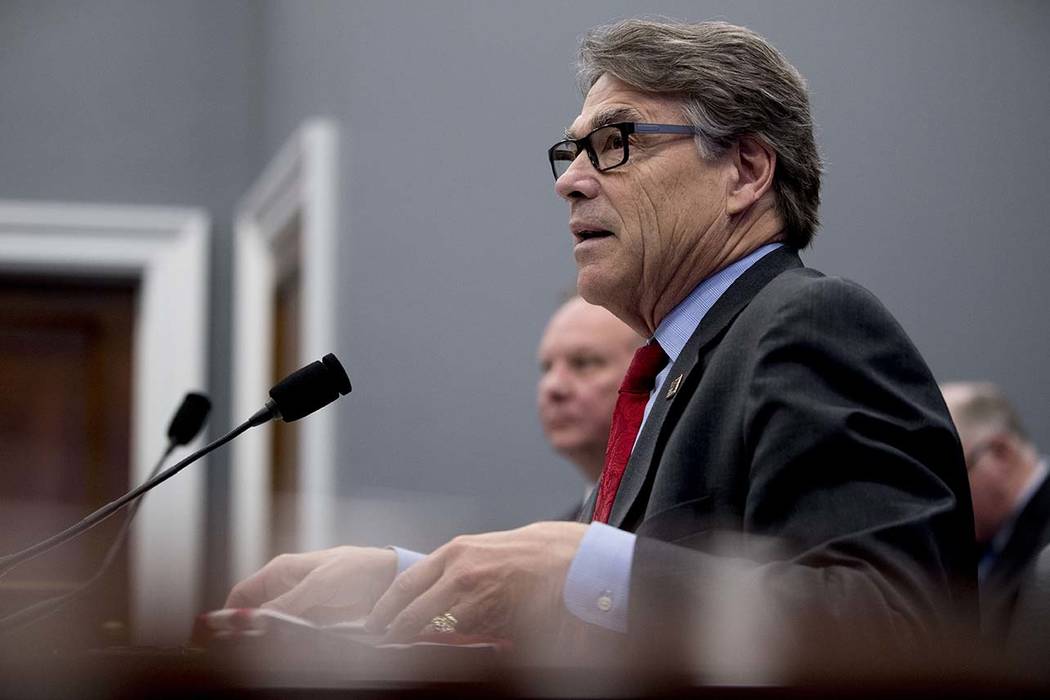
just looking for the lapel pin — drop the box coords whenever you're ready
[665,373,684,400]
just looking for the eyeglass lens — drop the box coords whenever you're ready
[551,125,627,178]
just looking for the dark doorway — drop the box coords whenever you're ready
[0,273,137,650]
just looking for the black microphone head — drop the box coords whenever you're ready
[268,353,352,423]
[167,393,212,446]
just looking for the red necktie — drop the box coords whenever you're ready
[592,341,668,524]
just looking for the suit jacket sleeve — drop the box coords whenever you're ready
[628,274,976,664]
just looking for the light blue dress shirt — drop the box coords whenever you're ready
[389,242,783,634]
[562,242,783,632]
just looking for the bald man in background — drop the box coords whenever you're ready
[942,382,1050,639]
[537,296,643,496]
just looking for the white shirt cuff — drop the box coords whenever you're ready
[563,522,635,633]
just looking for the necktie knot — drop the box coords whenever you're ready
[620,340,668,394]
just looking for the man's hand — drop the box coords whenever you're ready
[365,521,587,641]
[224,546,397,624]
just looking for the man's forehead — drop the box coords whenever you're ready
[565,75,684,139]
[542,300,638,349]
[538,325,605,359]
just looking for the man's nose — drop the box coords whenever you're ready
[554,154,600,201]
[539,364,572,401]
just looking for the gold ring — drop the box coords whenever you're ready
[428,612,458,633]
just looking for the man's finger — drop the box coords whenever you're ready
[223,551,326,609]
[262,568,341,616]
[381,582,460,642]
[224,570,274,609]
[365,554,444,633]
[224,584,251,609]
[422,602,472,637]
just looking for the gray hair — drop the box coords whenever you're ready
[942,382,1030,443]
[577,19,822,248]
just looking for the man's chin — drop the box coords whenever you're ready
[575,268,612,307]
[578,281,632,323]
[549,435,581,453]
[550,436,592,461]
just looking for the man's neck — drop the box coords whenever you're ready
[573,452,605,484]
[641,210,784,336]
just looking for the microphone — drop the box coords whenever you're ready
[0,393,212,631]
[167,393,212,446]
[250,353,352,425]
[0,354,351,586]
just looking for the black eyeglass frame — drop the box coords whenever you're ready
[547,122,700,180]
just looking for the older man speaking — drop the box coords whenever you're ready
[227,19,975,663]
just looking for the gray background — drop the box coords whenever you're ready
[1,0,1047,606]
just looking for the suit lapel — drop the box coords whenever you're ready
[607,247,804,529]
[578,488,597,523]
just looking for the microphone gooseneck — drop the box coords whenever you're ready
[0,354,351,589]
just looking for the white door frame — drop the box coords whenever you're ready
[0,199,209,645]
[230,119,340,582]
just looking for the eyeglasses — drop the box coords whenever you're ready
[547,122,700,180]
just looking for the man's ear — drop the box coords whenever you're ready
[726,135,777,216]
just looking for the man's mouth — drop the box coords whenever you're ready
[544,415,577,430]
[575,229,614,243]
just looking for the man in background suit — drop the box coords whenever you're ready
[227,19,975,667]
[943,382,1050,640]
[536,295,642,515]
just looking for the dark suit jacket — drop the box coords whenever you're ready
[581,248,977,660]
[982,471,1050,639]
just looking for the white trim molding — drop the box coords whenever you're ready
[0,199,209,645]
[231,119,340,582]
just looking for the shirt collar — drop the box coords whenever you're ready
[653,242,784,362]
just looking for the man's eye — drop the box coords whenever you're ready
[598,133,623,153]
[569,355,604,372]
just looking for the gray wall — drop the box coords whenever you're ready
[3,1,1048,592]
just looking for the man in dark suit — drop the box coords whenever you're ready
[943,382,1050,640]
[227,19,975,667]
